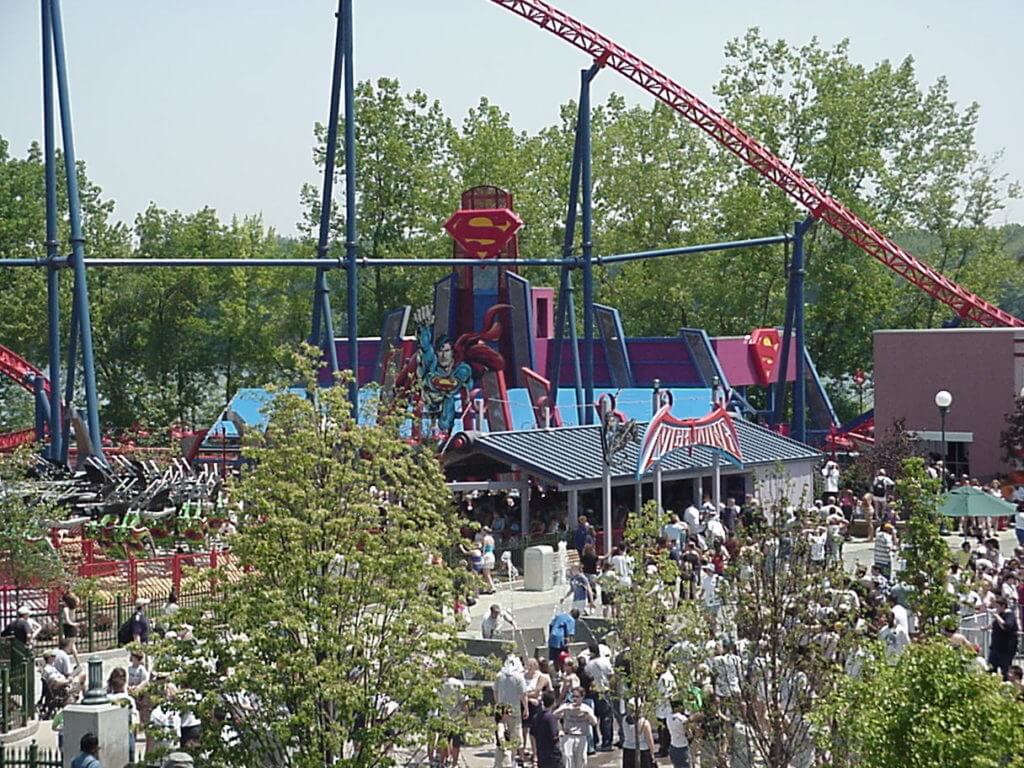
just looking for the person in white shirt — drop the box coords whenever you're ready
[41,650,73,697]
[821,460,840,495]
[879,611,910,658]
[683,505,702,540]
[582,648,614,750]
[661,514,687,547]
[711,641,743,698]
[654,669,677,757]
[888,596,911,636]
[494,655,528,763]
[53,640,77,679]
[666,705,690,768]
[127,650,150,695]
[700,564,720,614]
[481,604,518,639]
[150,683,183,755]
[610,546,634,587]
[705,514,726,547]
[553,687,598,768]
[807,527,827,567]
[107,666,140,762]
[1014,502,1024,548]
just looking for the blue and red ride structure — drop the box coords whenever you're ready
[2,0,1020,463]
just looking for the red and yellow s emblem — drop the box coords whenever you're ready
[444,207,523,259]
[748,327,781,386]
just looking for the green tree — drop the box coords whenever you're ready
[1000,393,1024,464]
[157,352,469,767]
[302,78,457,334]
[613,501,675,768]
[896,457,954,634]
[818,640,1024,768]
[711,31,1020,385]
[845,418,921,495]
[0,447,65,592]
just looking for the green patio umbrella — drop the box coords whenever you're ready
[938,486,1017,517]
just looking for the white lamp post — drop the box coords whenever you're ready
[935,390,952,488]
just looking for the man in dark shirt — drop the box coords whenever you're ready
[989,596,1018,680]
[1,606,33,645]
[532,691,562,768]
[130,598,151,643]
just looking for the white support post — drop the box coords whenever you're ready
[654,465,663,513]
[568,488,579,530]
[713,452,721,513]
[602,464,613,558]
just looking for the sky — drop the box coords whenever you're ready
[2,1,1022,237]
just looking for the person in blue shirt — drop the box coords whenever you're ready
[71,732,102,768]
[574,515,595,555]
[548,608,580,661]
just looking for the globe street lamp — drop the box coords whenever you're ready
[935,390,952,489]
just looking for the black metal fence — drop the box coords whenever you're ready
[0,639,35,734]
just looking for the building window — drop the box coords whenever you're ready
[919,439,970,481]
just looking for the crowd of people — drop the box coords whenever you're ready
[446,458,1024,768]
[1,591,205,765]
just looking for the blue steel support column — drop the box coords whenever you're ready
[310,0,344,380]
[790,216,815,443]
[60,295,78,464]
[42,0,62,462]
[772,272,795,428]
[342,0,359,417]
[33,377,47,442]
[549,94,585,419]
[580,66,596,425]
[49,0,103,461]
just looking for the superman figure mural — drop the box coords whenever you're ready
[407,304,508,436]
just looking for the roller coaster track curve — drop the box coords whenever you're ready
[488,0,1023,328]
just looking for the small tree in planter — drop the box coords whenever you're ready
[845,418,921,495]
[896,457,955,635]
[1000,394,1024,465]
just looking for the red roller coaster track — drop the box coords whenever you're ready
[489,0,1023,329]
[0,342,49,452]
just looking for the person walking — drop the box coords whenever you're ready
[2,605,40,647]
[859,493,876,541]
[873,524,897,579]
[129,598,152,644]
[524,657,554,757]
[665,701,690,768]
[565,566,594,615]
[495,655,529,765]
[532,691,563,768]
[60,593,81,666]
[583,647,614,751]
[620,702,656,768]
[554,687,598,768]
[871,469,894,520]
[989,595,1019,680]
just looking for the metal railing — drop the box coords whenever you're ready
[0,639,35,734]
[0,742,62,767]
